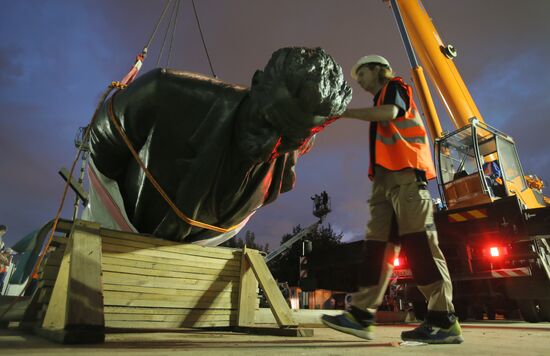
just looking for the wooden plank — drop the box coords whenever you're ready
[42,236,73,330]
[66,221,104,329]
[102,249,241,272]
[41,258,62,268]
[101,235,240,260]
[37,287,52,304]
[51,236,68,246]
[102,271,238,292]
[9,296,35,329]
[42,251,64,267]
[102,243,241,270]
[103,295,237,309]
[37,279,55,289]
[105,313,235,322]
[36,325,104,344]
[101,263,239,283]
[103,291,236,307]
[245,249,297,327]
[102,284,237,298]
[53,219,74,234]
[101,228,241,256]
[104,306,236,315]
[39,265,60,281]
[48,248,66,258]
[238,246,258,327]
[234,326,314,337]
[105,319,233,328]
[101,255,240,277]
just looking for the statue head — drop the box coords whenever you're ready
[240,47,352,161]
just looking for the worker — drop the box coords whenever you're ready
[0,225,9,290]
[483,154,505,198]
[321,190,329,210]
[321,55,463,344]
[311,194,321,212]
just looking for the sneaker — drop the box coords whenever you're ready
[321,312,374,340]
[401,321,464,344]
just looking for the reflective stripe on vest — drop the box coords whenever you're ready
[369,77,436,180]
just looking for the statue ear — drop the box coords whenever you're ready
[251,70,264,88]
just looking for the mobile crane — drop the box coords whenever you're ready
[387,0,550,322]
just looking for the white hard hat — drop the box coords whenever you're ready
[351,55,391,80]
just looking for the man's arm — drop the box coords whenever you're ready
[342,104,399,122]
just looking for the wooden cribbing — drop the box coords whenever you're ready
[31,219,310,344]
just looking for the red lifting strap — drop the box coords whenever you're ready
[120,53,145,86]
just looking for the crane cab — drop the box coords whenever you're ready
[435,120,546,211]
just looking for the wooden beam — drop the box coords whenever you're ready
[51,236,68,246]
[244,248,298,327]
[101,263,239,282]
[102,284,237,298]
[102,243,241,270]
[105,313,235,322]
[235,326,314,337]
[66,221,104,330]
[39,265,61,281]
[104,306,236,315]
[237,246,258,327]
[102,271,238,292]
[102,247,241,272]
[100,232,241,259]
[41,220,105,344]
[101,255,240,277]
[103,290,237,304]
[106,319,235,328]
[41,236,73,331]
[103,296,236,309]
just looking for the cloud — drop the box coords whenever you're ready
[3,0,550,249]
[0,46,24,86]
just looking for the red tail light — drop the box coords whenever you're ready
[481,245,508,258]
[393,258,401,267]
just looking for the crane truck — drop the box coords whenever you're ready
[386,0,550,322]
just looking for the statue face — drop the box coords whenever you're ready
[262,85,315,149]
[248,47,352,158]
[238,47,351,161]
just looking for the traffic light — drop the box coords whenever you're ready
[302,240,313,255]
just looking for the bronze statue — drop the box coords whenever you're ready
[86,47,352,245]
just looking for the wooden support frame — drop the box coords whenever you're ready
[235,247,313,337]
[29,220,312,344]
[239,247,297,327]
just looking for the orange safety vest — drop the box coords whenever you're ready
[369,77,436,180]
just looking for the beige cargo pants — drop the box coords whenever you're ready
[350,166,455,316]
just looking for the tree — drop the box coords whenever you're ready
[220,230,269,253]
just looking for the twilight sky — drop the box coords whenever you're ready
[1,0,549,249]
